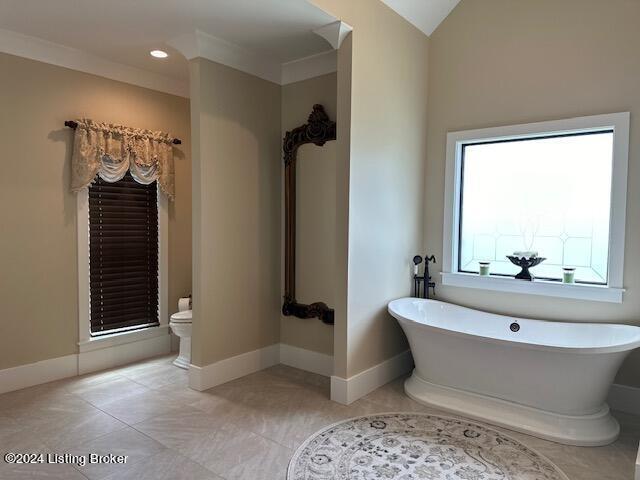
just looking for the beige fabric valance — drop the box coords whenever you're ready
[70,119,175,200]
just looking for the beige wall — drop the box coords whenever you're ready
[190,58,281,367]
[311,0,430,377]
[280,73,337,355]
[0,52,192,370]
[426,0,640,386]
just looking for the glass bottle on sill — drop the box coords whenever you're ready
[562,267,576,284]
[479,261,491,276]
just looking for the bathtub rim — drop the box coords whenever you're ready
[388,297,640,355]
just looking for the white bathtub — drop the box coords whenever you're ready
[388,297,640,446]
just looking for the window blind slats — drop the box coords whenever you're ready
[89,172,159,335]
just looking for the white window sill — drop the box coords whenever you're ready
[441,272,624,303]
[78,324,170,353]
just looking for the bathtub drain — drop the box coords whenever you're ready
[510,322,520,332]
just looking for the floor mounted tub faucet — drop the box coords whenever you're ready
[424,255,436,299]
[413,254,436,299]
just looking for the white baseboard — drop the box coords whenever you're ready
[189,344,280,391]
[0,341,329,396]
[331,350,414,405]
[608,383,640,416]
[78,333,171,375]
[279,344,334,377]
[0,354,78,395]
[0,331,171,394]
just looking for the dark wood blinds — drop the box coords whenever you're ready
[88,172,159,335]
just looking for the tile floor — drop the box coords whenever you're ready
[0,355,638,479]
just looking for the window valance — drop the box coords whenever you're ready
[70,119,175,200]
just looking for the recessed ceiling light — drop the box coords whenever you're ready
[150,50,168,59]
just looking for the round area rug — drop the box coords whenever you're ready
[287,413,568,480]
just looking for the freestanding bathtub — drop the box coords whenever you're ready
[388,297,640,446]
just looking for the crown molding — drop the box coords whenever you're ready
[0,28,189,98]
[170,29,338,86]
[168,30,282,84]
[1,22,343,97]
[281,49,336,85]
[313,20,352,49]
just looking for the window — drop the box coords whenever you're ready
[459,131,613,284]
[442,113,629,303]
[88,173,159,335]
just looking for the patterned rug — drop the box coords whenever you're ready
[288,413,568,480]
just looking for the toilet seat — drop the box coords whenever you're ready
[170,309,192,323]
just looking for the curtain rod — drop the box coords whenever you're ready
[64,120,182,145]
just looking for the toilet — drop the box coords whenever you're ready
[169,309,192,369]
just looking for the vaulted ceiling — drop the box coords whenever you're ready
[381,0,460,36]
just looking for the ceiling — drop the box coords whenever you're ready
[381,0,460,36]
[0,0,459,96]
[0,0,337,88]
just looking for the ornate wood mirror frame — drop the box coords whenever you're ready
[282,104,336,325]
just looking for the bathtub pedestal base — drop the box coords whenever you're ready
[405,372,619,446]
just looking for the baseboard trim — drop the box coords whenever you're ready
[189,344,280,391]
[0,354,78,395]
[0,341,331,395]
[78,333,171,375]
[4,341,638,420]
[331,350,414,405]
[279,344,334,377]
[608,383,640,416]
[0,332,171,394]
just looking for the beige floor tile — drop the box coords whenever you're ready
[515,434,637,480]
[132,407,224,450]
[101,450,221,480]
[115,355,175,375]
[187,392,262,431]
[1,356,638,480]
[203,369,317,407]
[0,424,50,454]
[36,408,128,450]
[192,371,333,449]
[95,389,182,425]
[0,413,26,444]
[119,362,189,389]
[59,368,125,392]
[0,383,63,412]
[177,422,292,480]
[265,364,331,391]
[237,392,338,449]
[3,397,98,433]
[0,382,93,422]
[0,461,88,480]
[361,376,439,412]
[153,382,210,404]
[70,427,167,480]
[0,423,84,479]
[71,376,151,407]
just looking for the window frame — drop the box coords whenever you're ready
[77,184,169,352]
[441,112,630,303]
